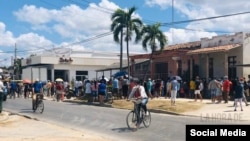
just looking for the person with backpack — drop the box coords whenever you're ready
[128,79,149,116]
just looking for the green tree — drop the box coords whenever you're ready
[139,23,167,80]
[14,58,22,80]
[111,6,142,78]
[111,9,126,72]
[123,7,142,79]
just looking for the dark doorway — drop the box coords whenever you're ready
[155,62,168,80]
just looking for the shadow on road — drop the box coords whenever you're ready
[111,127,134,133]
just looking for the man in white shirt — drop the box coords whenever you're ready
[128,79,149,115]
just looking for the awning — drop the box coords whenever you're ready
[187,44,242,55]
[236,64,250,67]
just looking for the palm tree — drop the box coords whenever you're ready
[138,23,167,80]
[111,7,143,78]
[111,9,126,72]
[123,7,142,80]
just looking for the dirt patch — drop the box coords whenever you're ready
[112,99,205,114]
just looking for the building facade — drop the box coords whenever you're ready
[130,32,250,81]
[21,49,126,82]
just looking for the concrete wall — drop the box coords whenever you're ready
[201,32,242,48]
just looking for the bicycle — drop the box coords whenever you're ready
[126,98,151,131]
[33,93,44,113]
[104,91,113,104]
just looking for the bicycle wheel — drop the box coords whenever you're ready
[36,100,44,113]
[142,110,151,128]
[126,111,137,130]
[104,92,113,104]
[107,93,113,104]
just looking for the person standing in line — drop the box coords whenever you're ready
[170,77,179,106]
[84,80,92,104]
[98,80,106,105]
[112,78,119,99]
[240,77,249,106]
[121,76,129,99]
[208,77,219,103]
[55,81,64,102]
[146,78,153,99]
[189,78,195,99]
[0,76,4,113]
[234,80,244,111]
[216,78,223,103]
[194,76,203,102]
[46,80,52,97]
[222,76,232,103]
[91,80,98,102]
[100,75,107,84]
[165,79,171,99]
[23,83,30,99]
[118,77,123,99]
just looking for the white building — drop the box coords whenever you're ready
[187,32,250,80]
[21,48,127,82]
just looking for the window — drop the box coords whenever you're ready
[209,58,213,78]
[228,56,236,79]
[76,71,88,81]
[76,71,88,75]
[177,60,182,76]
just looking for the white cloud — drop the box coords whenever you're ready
[146,0,250,32]
[0,22,16,46]
[14,5,54,25]
[4,0,249,65]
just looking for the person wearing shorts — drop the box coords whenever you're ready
[208,77,219,103]
[98,81,106,105]
[194,77,203,102]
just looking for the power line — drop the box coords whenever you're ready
[162,11,250,26]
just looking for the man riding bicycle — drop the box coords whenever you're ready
[32,78,43,110]
[128,79,149,127]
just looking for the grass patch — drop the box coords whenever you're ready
[112,99,205,114]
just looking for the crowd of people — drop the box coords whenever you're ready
[1,74,249,112]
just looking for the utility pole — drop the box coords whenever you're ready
[172,0,174,44]
[14,43,17,80]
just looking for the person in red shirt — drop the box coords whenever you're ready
[55,81,64,102]
[222,76,232,103]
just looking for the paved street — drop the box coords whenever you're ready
[1,97,250,141]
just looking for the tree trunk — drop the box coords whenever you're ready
[143,50,154,81]
[126,27,130,80]
[120,29,123,72]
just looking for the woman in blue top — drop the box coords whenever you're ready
[98,81,106,105]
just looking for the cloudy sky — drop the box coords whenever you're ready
[0,0,250,67]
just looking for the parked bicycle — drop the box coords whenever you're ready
[126,98,151,131]
[104,91,113,104]
[33,93,44,113]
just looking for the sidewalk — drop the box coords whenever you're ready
[177,98,250,122]
[0,111,115,141]
[48,96,250,121]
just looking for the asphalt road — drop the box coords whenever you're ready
[3,98,249,141]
